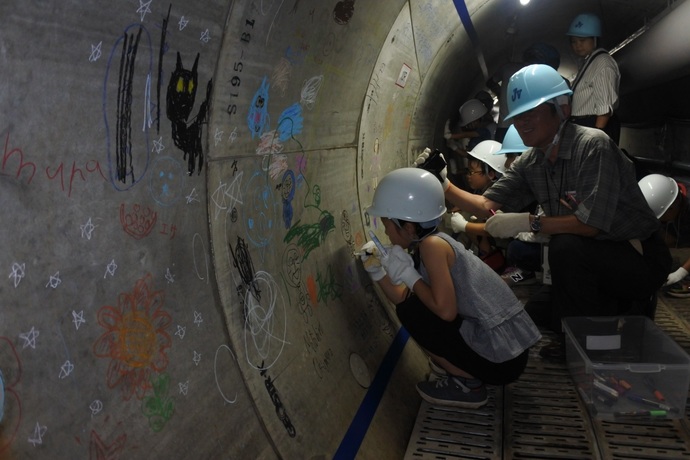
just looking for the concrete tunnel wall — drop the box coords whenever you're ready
[0,0,480,458]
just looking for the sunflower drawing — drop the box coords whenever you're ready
[93,274,172,401]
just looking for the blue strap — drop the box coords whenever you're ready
[333,327,410,459]
[452,0,489,81]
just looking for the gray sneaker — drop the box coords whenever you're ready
[416,376,488,408]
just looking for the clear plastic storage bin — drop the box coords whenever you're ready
[563,316,690,419]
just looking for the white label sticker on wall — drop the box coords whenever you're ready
[396,64,412,88]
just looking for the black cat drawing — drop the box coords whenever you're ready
[166,52,213,176]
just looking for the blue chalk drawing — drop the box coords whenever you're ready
[281,170,296,229]
[247,77,271,139]
[277,103,303,142]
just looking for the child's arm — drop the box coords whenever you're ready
[374,276,410,304]
[358,242,410,303]
[666,256,690,286]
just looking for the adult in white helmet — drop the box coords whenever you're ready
[567,12,621,143]
[639,174,690,290]
[416,64,671,332]
[359,167,540,408]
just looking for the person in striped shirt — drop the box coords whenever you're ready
[566,13,621,143]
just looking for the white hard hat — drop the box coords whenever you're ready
[459,99,488,126]
[638,174,678,218]
[366,168,446,224]
[467,140,506,175]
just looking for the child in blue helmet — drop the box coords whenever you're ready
[360,167,540,408]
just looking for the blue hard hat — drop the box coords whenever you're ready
[496,125,528,155]
[504,64,572,121]
[567,13,602,38]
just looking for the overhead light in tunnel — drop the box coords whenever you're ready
[519,0,530,5]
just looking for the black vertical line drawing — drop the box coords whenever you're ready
[115,27,142,183]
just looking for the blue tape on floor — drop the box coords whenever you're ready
[333,327,410,459]
[453,0,489,81]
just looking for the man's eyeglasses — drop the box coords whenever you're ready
[466,170,484,176]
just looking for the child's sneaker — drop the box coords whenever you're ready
[428,358,447,381]
[416,376,488,408]
[501,266,537,286]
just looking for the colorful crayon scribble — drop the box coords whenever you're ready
[247,77,270,139]
[283,210,334,260]
[93,274,172,401]
[120,203,158,240]
[89,430,127,460]
[276,103,303,142]
[142,373,175,432]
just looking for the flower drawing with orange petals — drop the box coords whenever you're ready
[93,274,172,401]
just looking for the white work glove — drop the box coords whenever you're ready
[413,148,450,191]
[358,241,386,281]
[485,212,531,238]
[515,231,550,244]
[380,245,422,290]
[450,212,469,233]
[665,267,689,286]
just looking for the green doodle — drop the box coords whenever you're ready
[142,373,175,432]
[316,265,343,302]
[283,209,335,259]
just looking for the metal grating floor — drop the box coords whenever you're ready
[405,289,690,460]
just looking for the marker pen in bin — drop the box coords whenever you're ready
[615,410,667,417]
[643,376,665,402]
[626,393,673,411]
[593,380,619,399]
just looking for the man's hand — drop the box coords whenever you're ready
[380,245,422,289]
[485,212,531,238]
[413,148,450,191]
[515,231,550,244]
[665,267,689,286]
[358,241,386,281]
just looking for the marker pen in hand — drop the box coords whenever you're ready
[368,230,388,257]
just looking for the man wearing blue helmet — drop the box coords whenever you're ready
[418,64,671,333]
[567,13,621,143]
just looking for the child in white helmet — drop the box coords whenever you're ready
[450,140,506,271]
[639,174,690,296]
[360,167,541,408]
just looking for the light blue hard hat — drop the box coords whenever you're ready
[567,13,602,38]
[496,125,528,155]
[504,64,572,121]
[366,168,446,223]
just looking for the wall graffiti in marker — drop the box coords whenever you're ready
[166,52,213,176]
